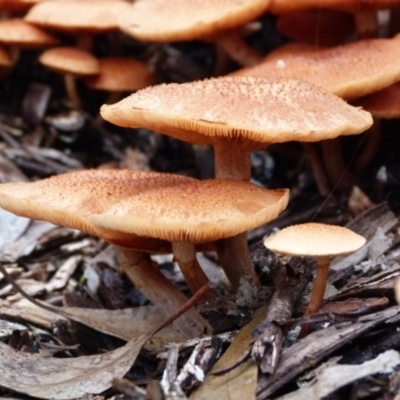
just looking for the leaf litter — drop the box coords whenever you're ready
[0,23,400,400]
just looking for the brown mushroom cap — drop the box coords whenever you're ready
[39,47,99,76]
[0,169,196,252]
[84,57,154,92]
[119,0,271,42]
[353,82,400,119]
[100,76,372,147]
[264,222,366,257]
[233,36,400,100]
[270,0,400,14]
[88,180,289,243]
[25,0,132,33]
[0,18,58,48]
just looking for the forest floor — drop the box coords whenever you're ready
[0,14,400,400]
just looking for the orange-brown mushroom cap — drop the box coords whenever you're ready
[233,36,400,100]
[84,57,154,92]
[270,0,400,14]
[39,47,100,76]
[25,0,132,33]
[119,0,271,42]
[88,179,289,243]
[353,82,400,119]
[0,18,58,48]
[100,76,372,147]
[264,222,366,257]
[0,169,198,252]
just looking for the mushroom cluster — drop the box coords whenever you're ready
[0,0,391,342]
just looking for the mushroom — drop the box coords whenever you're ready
[352,82,400,173]
[0,169,211,338]
[39,46,100,109]
[264,223,366,316]
[100,76,372,288]
[25,0,132,51]
[88,177,289,290]
[0,18,58,63]
[118,0,272,68]
[269,0,400,38]
[233,36,400,193]
[84,57,155,105]
[0,169,289,335]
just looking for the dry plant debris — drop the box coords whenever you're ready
[0,2,399,400]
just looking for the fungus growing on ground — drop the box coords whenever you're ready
[39,47,100,109]
[233,36,400,193]
[88,178,289,290]
[118,0,272,68]
[100,76,372,288]
[0,169,289,335]
[0,169,211,338]
[0,19,58,62]
[84,57,155,105]
[264,223,366,316]
[25,0,132,51]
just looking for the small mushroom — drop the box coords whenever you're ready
[0,18,58,63]
[25,0,132,51]
[39,46,100,109]
[264,222,366,316]
[84,57,155,105]
[118,0,272,68]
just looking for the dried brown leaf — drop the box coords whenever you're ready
[190,306,269,400]
[0,332,150,399]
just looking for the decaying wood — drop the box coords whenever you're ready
[251,256,310,374]
[257,306,400,399]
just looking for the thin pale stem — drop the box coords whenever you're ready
[304,256,330,316]
[114,246,212,338]
[64,74,82,110]
[172,242,215,299]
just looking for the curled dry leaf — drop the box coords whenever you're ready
[0,332,150,399]
[61,305,186,352]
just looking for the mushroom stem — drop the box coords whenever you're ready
[302,143,331,197]
[64,73,82,109]
[216,29,262,67]
[355,120,381,175]
[216,232,261,289]
[213,141,261,289]
[354,10,379,39]
[114,246,212,338]
[172,241,216,299]
[320,138,358,192]
[76,34,94,52]
[214,141,252,180]
[304,255,330,315]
